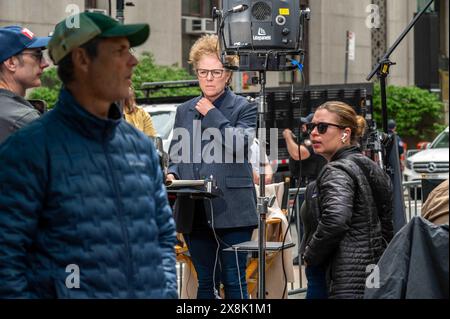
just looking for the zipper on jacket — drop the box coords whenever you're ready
[102,139,135,298]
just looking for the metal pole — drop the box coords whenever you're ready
[257,70,268,299]
[380,74,389,133]
[116,0,124,24]
[294,193,303,288]
[344,31,349,84]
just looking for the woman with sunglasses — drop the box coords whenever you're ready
[167,35,257,299]
[302,101,394,299]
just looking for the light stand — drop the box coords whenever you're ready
[214,2,310,299]
[367,0,435,232]
[256,70,269,299]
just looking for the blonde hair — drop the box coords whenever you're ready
[123,87,137,114]
[317,101,367,144]
[188,34,238,69]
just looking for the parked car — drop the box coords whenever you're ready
[137,80,198,153]
[142,103,179,153]
[404,126,449,184]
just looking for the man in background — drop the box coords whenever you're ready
[388,119,405,170]
[283,113,327,188]
[283,113,327,265]
[422,179,449,225]
[0,25,50,143]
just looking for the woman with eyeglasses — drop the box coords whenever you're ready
[301,101,394,299]
[167,35,257,299]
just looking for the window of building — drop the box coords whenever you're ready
[85,0,111,16]
[417,0,435,12]
[181,1,220,73]
[182,0,219,17]
[85,0,97,9]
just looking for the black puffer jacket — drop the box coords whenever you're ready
[303,146,393,299]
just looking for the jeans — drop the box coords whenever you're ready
[184,227,253,299]
[305,265,328,299]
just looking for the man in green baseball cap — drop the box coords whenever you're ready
[48,12,150,116]
[48,11,149,65]
[0,12,178,299]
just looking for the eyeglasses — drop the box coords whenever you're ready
[20,51,45,63]
[306,122,346,134]
[196,69,225,78]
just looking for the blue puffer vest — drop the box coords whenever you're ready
[0,89,177,298]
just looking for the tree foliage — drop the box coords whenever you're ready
[373,83,446,140]
[132,52,200,98]
[28,52,200,109]
[28,67,61,108]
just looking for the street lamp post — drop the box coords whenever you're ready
[116,0,124,24]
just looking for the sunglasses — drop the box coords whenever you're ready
[306,122,346,134]
[20,51,45,63]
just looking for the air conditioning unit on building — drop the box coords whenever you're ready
[183,17,217,34]
[85,8,108,15]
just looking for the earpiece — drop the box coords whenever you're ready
[341,132,348,142]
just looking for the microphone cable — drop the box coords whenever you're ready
[206,197,222,299]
